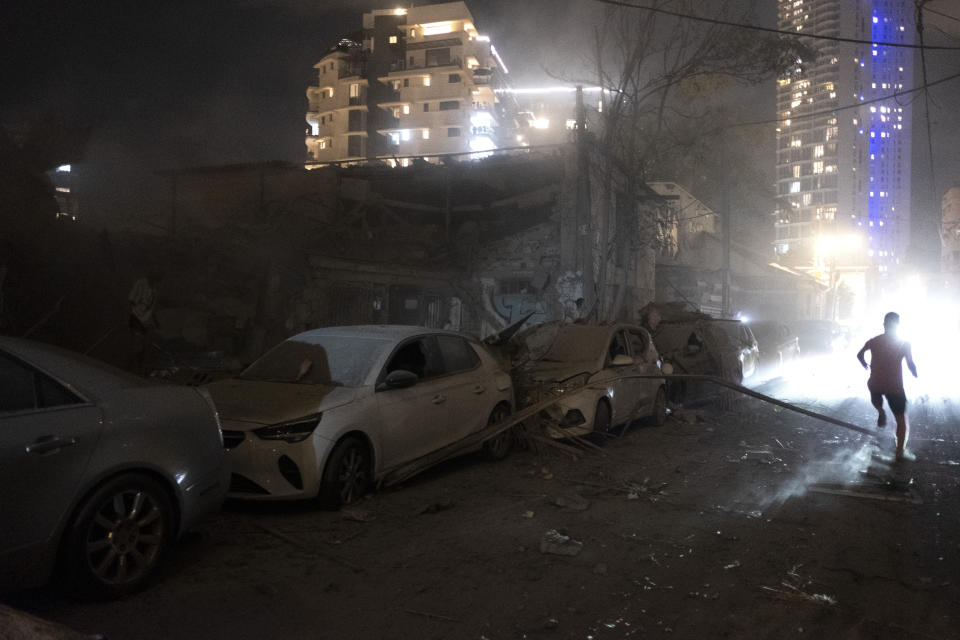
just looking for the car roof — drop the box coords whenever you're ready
[0,336,147,397]
[289,325,474,342]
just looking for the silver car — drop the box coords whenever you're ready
[205,326,515,506]
[513,322,667,436]
[0,338,229,597]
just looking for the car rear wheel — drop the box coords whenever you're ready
[482,403,514,460]
[592,400,612,434]
[64,473,174,598]
[319,436,370,508]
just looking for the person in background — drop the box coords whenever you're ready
[128,272,163,374]
[857,311,918,462]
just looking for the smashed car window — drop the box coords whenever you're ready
[437,335,480,373]
[385,337,445,379]
[628,330,649,359]
[607,331,629,361]
[240,336,389,387]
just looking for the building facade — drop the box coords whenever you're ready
[943,186,960,278]
[305,2,506,167]
[774,0,914,292]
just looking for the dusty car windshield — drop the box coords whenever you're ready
[525,325,608,363]
[240,335,390,387]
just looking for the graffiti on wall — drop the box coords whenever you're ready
[492,293,546,326]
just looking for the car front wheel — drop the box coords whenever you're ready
[592,400,612,435]
[482,403,514,460]
[649,386,667,426]
[319,436,370,508]
[64,473,174,598]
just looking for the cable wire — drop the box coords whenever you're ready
[923,4,960,24]
[732,69,960,128]
[586,0,960,51]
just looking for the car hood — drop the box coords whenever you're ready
[519,360,598,384]
[205,378,359,428]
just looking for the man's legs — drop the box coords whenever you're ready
[870,391,886,427]
[887,393,909,461]
[893,412,909,460]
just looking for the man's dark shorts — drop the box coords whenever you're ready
[872,391,907,415]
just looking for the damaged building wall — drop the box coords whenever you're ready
[656,231,826,320]
[8,148,672,374]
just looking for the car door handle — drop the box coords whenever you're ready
[26,435,78,455]
[432,394,447,405]
[472,385,486,395]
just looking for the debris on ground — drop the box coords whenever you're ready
[340,508,376,522]
[759,565,838,607]
[723,560,741,570]
[549,494,591,512]
[539,529,584,556]
[418,500,454,515]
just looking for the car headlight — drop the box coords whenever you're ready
[253,415,322,443]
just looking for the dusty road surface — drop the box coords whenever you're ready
[5,359,960,639]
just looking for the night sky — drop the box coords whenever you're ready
[2,0,959,245]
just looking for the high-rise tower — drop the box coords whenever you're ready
[774,0,914,297]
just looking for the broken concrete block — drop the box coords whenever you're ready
[540,529,583,556]
[550,494,591,512]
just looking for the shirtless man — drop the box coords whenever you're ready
[857,312,918,462]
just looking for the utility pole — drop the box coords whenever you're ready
[575,86,594,317]
[721,132,731,318]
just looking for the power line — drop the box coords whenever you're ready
[924,4,960,24]
[586,0,960,51]
[731,69,960,128]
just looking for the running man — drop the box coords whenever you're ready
[857,312,918,462]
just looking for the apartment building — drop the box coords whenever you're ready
[305,2,506,167]
[773,0,914,288]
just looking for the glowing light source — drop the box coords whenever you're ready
[422,21,454,36]
[56,164,71,173]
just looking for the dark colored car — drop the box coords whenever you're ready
[750,321,801,369]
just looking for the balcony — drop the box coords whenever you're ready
[389,57,463,73]
[339,63,365,79]
[472,67,493,85]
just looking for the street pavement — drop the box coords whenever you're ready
[5,353,959,639]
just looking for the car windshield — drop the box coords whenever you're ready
[239,335,390,387]
[524,325,608,363]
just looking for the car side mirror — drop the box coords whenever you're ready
[377,369,418,391]
[611,354,634,367]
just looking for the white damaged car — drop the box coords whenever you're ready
[512,322,667,437]
[205,326,514,506]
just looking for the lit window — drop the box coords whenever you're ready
[422,129,430,140]
[389,35,398,44]
[422,21,454,36]
[814,144,824,158]
[423,76,431,87]
[402,104,410,114]
[350,83,360,98]
[790,182,800,193]
[813,161,824,174]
